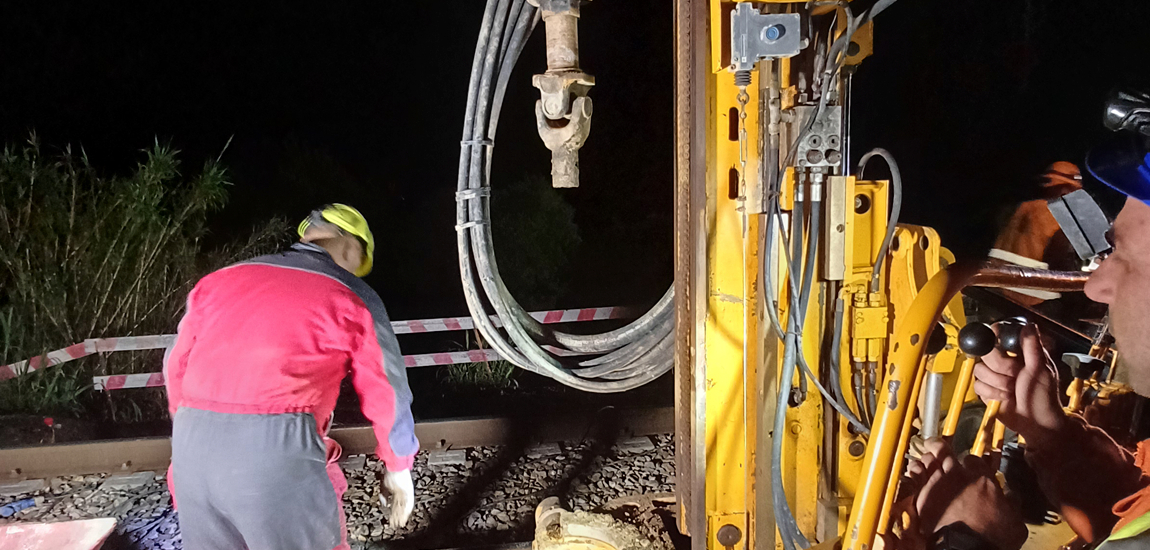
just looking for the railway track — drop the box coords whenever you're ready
[0,406,676,550]
[1,406,672,480]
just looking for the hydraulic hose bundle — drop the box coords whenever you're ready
[456,0,673,393]
[760,2,901,547]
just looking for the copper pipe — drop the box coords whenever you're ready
[969,263,1089,293]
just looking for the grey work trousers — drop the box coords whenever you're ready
[171,407,343,550]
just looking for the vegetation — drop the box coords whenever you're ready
[441,331,518,390]
[0,135,581,416]
[491,175,581,311]
[0,135,289,417]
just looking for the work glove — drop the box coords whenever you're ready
[381,468,415,527]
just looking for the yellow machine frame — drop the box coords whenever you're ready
[671,3,1089,550]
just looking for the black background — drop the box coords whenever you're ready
[3,0,1148,320]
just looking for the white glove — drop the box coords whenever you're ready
[382,468,415,527]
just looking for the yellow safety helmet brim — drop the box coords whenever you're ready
[297,204,375,277]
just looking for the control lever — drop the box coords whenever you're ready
[957,318,1027,456]
[958,319,1063,524]
[1064,316,1115,414]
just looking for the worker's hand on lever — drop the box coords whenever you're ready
[972,322,1066,450]
[895,439,1028,550]
[382,468,415,527]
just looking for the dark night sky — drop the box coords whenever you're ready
[2,0,1148,321]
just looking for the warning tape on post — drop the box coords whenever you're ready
[0,306,625,387]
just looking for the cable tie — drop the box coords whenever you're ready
[460,138,494,148]
[455,188,491,201]
[454,221,488,231]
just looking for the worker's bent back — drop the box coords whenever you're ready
[165,242,417,471]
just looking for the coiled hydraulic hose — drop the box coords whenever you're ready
[456,0,673,392]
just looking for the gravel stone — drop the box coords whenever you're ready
[0,433,675,549]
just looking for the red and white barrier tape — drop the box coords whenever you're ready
[391,306,626,334]
[93,372,167,391]
[2,307,621,385]
[0,336,178,381]
[93,345,586,390]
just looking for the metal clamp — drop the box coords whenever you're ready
[730,4,801,72]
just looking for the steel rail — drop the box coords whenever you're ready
[0,407,673,481]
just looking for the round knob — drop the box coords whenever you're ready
[717,524,743,548]
[997,319,1028,355]
[958,322,996,357]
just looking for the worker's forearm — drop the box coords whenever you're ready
[1025,414,1147,542]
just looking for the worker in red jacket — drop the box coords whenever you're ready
[164,204,418,550]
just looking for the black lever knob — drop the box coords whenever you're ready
[926,322,949,355]
[958,322,996,357]
[997,318,1028,355]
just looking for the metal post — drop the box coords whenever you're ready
[920,372,945,439]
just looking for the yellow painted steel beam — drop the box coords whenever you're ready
[877,356,928,532]
[702,5,762,547]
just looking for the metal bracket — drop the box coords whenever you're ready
[730,4,801,72]
[1046,189,1112,260]
[825,176,849,281]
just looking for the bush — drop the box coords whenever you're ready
[0,135,289,417]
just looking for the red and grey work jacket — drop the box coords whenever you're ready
[164,243,418,472]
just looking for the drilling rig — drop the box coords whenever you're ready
[455,2,1102,550]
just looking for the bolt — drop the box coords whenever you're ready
[761,24,785,43]
[836,223,845,233]
[849,440,866,457]
[790,423,802,435]
[826,149,842,165]
[806,149,824,164]
[717,524,743,548]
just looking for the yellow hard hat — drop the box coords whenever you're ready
[297,204,375,277]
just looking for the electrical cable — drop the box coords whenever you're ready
[457,0,674,392]
[760,3,903,544]
[858,148,903,293]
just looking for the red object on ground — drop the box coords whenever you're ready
[43,417,53,427]
[0,518,116,550]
